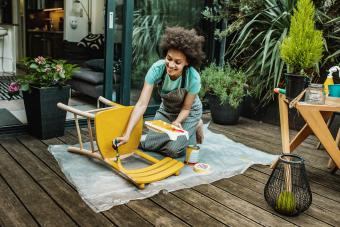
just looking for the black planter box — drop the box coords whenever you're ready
[23,85,70,139]
[285,73,309,100]
[208,94,241,125]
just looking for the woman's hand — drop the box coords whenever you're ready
[115,134,130,147]
[172,121,183,129]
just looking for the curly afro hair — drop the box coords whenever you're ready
[159,26,205,69]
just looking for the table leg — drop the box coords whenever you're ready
[290,111,332,152]
[317,113,334,149]
[290,124,312,152]
[278,94,290,153]
[278,95,293,191]
[298,107,340,168]
[327,129,340,172]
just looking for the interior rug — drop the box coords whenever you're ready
[48,124,278,212]
[0,76,22,100]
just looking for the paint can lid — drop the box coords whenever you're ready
[187,145,200,149]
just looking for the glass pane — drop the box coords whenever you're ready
[60,0,106,120]
[131,0,205,106]
[113,0,123,102]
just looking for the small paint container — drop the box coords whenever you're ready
[185,145,200,164]
[193,163,210,173]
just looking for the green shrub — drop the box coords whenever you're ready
[200,63,247,108]
[280,0,324,75]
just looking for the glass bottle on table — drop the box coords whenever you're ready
[305,83,325,105]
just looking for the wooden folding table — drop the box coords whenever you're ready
[278,94,340,169]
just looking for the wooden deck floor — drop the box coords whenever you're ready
[1,116,340,226]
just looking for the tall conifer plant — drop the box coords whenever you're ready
[280,0,324,75]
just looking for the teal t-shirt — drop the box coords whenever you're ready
[145,60,201,94]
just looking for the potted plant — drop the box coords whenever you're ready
[8,56,78,139]
[280,0,324,99]
[200,63,247,125]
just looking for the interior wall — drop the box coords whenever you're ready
[91,0,105,34]
[64,0,88,42]
[13,0,22,62]
[64,0,105,42]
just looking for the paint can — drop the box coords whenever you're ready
[185,145,200,164]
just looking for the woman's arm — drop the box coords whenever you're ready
[172,93,196,128]
[116,82,154,146]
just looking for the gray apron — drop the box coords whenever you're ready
[141,70,202,158]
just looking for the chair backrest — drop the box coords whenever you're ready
[95,105,143,159]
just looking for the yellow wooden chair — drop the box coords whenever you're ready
[57,96,184,189]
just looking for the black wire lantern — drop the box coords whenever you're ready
[264,154,312,216]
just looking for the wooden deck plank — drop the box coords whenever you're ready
[103,205,153,227]
[151,192,225,227]
[252,164,340,196]
[1,116,339,226]
[210,121,332,171]
[193,184,294,226]
[173,188,261,226]
[0,176,38,227]
[0,137,115,227]
[64,128,224,227]
[230,172,340,226]
[65,128,227,226]
[127,199,189,227]
[17,135,66,179]
[0,142,77,226]
[232,118,336,166]
[246,167,340,208]
[213,179,332,226]
[40,132,153,226]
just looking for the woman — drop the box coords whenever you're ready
[117,26,205,158]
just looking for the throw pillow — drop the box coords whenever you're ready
[85,59,104,72]
[77,34,104,50]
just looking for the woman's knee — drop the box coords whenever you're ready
[163,148,185,158]
[163,140,188,158]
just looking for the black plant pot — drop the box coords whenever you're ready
[23,85,70,139]
[264,154,312,216]
[285,73,309,100]
[208,94,241,125]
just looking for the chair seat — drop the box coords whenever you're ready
[106,156,184,185]
[127,158,184,184]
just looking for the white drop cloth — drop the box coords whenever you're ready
[48,124,277,212]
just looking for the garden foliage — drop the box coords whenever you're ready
[203,0,340,106]
[17,57,77,91]
[280,0,324,74]
[200,63,247,108]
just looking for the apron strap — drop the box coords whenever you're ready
[156,66,187,91]
[181,67,187,88]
